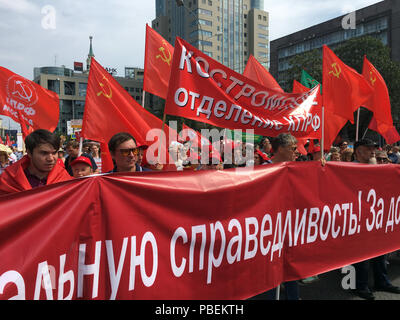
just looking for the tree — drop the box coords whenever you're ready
[285,36,400,143]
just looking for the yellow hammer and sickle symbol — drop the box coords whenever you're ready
[370,71,377,86]
[156,40,172,66]
[329,63,342,79]
[97,75,112,99]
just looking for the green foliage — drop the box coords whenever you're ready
[285,36,400,142]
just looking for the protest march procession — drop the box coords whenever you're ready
[1,0,400,302]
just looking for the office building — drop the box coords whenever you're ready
[270,0,400,88]
[33,37,146,134]
[152,0,270,73]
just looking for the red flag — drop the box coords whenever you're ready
[143,24,174,100]
[0,66,59,132]
[292,79,347,151]
[243,55,284,93]
[5,134,11,146]
[165,37,322,139]
[368,117,400,145]
[322,45,373,123]
[0,136,3,144]
[362,56,400,144]
[81,58,177,172]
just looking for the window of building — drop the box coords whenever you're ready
[258,33,268,40]
[197,8,212,16]
[258,42,268,48]
[78,83,87,97]
[47,79,60,94]
[64,81,75,96]
[258,24,268,31]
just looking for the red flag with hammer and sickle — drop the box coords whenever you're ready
[322,45,373,124]
[143,24,174,100]
[0,66,59,135]
[82,58,177,173]
[362,56,400,144]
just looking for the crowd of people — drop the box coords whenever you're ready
[0,129,400,300]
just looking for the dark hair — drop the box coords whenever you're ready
[66,140,80,149]
[271,133,297,153]
[108,132,136,153]
[25,129,60,153]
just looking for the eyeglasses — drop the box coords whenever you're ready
[118,148,139,157]
[376,157,389,163]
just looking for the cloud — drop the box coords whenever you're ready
[0,0,38,14]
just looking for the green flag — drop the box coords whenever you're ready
[224,129,264,144]
[301,70,320,89]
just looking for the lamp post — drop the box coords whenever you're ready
[175,0,204,52]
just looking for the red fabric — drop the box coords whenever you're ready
[81,58,177,172]
[322,45,373,123]
[143,24,174,100]
[0,66,59,132]
[0,162,400,300]
[292,79,347,151]
[362,56,400,144]
[0,155,71,195]
[5,134,11,147]
[368,118,400,145]
[164,37,322,139]
[243,55,284,93]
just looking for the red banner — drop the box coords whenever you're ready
[1,163,400,300]
[165,38,322,139]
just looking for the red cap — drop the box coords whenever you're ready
[136,142,149,150]
[70,156,92,168]
[312,146,321,153]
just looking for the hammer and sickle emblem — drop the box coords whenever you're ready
[97,75,112,99]
[370,71,377,86]
[12,80,33,102]
[156,40,172,66]
[329,63,342,79]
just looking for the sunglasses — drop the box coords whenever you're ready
[118,148,139,157]
[376,157,389,162]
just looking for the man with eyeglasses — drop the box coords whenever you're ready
[351,139,400,300]
[108,132,151,173]
[375,150,391,164]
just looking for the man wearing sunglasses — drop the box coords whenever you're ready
[108,132,151,173]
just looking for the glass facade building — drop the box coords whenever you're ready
[153,0,270,73]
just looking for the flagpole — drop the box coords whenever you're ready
[142,90,146,108]
[78,137,83,156]
[356,109,361,141]
[321,106,325,159]
[362,127,369,140]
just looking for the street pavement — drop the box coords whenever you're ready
[250,252,400,300]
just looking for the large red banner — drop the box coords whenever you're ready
[164,37,322,139]
[1,163,400,300]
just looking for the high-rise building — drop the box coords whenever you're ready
[152,0,270,73]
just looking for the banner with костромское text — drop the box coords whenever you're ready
[164,37,322,139]
[1,162,400,300]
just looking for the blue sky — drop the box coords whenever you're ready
[0,0,383,129]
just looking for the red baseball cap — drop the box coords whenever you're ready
[70,156,93,168]
[136,142,149,150]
